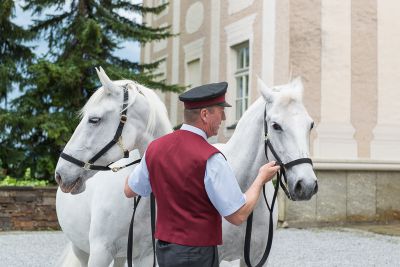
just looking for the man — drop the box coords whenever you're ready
[124,82,279,267]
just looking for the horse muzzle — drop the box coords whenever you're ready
[291,178,318,201]
[55,172,85,194]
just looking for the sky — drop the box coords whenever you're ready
[12,0,142,62]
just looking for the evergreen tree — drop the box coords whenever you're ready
[1,0,181,179]
[0,0,34,107]
[0,0,34,177]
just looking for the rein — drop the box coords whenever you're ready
[127,194,156,267]
[60,85,140,172]
[243,105,313,267]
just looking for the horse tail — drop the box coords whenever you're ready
[55,242,81,267]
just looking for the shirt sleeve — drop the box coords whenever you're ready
[127,152,152,197]
[204,153,246,217]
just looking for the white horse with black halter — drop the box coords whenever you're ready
[55,70,317,267]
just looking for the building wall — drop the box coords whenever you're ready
[142,0,400,224]
[142,0,400,162]
[279,168,400,227]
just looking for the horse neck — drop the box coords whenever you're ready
[136,107,172,156]
[223,98,268,189]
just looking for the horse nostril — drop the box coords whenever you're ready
[294,179,303,195]
[55,172,62,185]
[313,182,319,194]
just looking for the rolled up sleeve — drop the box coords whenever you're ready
[128,153,152,197]
[204,153,246,216]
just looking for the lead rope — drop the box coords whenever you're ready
[127,193,156,267]
[127,195,141,267]
[243,115,282,267]
[243,105,312,266]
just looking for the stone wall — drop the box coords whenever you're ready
[0,187,59,231]
[1,168,399,230]
[278,162,400,227]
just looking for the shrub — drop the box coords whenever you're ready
[0,168,49,187]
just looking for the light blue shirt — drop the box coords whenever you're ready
[128,124,246,217]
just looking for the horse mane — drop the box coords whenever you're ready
[127,81,171,135]
[79,80,171,136]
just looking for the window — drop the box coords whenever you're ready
[234,42,250,120]
[186,59,201,89]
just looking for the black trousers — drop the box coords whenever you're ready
[156,240,219,267]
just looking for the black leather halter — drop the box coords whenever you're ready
[244,105,313,267]
[60,85,140,172]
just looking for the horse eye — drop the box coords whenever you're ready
[89,117,101,124]
[272,123,282,131]
[310,122,315,130]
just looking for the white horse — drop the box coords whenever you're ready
[55,68,172,266]
[217,77,317,264]
[55,70,317,266]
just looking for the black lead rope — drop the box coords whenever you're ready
[127,193,156,267]
[244,177,280,267]
[244,105,313,267]
[150,193,156,266]
[127,195,141,267]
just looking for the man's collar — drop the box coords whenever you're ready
[180,124,207,140]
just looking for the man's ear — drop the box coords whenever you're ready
[200,108,208,122]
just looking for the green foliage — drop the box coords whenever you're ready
[0,0,184,180]
[0,0,34,104]
[0,168,49,187]
[0,0,35,178]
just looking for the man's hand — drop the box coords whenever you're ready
[224,161,280,226]
[257,161,280,185]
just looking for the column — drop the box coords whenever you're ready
[371,0,400,160]
[314,0,357,159]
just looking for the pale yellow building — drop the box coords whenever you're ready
[141,0,400,225]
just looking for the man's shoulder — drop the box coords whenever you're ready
[150,131,177,144]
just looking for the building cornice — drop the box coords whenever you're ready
[313,158,400,171]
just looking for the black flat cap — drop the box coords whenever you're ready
[179,82,232,109]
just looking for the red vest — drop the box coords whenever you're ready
[145,130,223,246]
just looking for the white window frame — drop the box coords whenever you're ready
[184,38,204,88]
[234,42,250,121]
[224,14,256,131]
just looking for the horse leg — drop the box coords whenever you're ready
[70,244,89,267]
[87,243,114,267]
[112,257,126,267]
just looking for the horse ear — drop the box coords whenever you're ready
[96,66,120,95]
[257,76,274,104]
[291,76,304,95]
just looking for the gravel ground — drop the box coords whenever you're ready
[0,228,399,267]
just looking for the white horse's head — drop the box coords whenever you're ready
[258,77,318,200]
[55,67,171,194]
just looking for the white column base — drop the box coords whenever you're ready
[371,124,400,160]
[314,122,358,159]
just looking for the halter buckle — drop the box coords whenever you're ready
[112,166,122,172]
[120,114,127,124]
[83,162,92,170]
[264,133,269,140]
